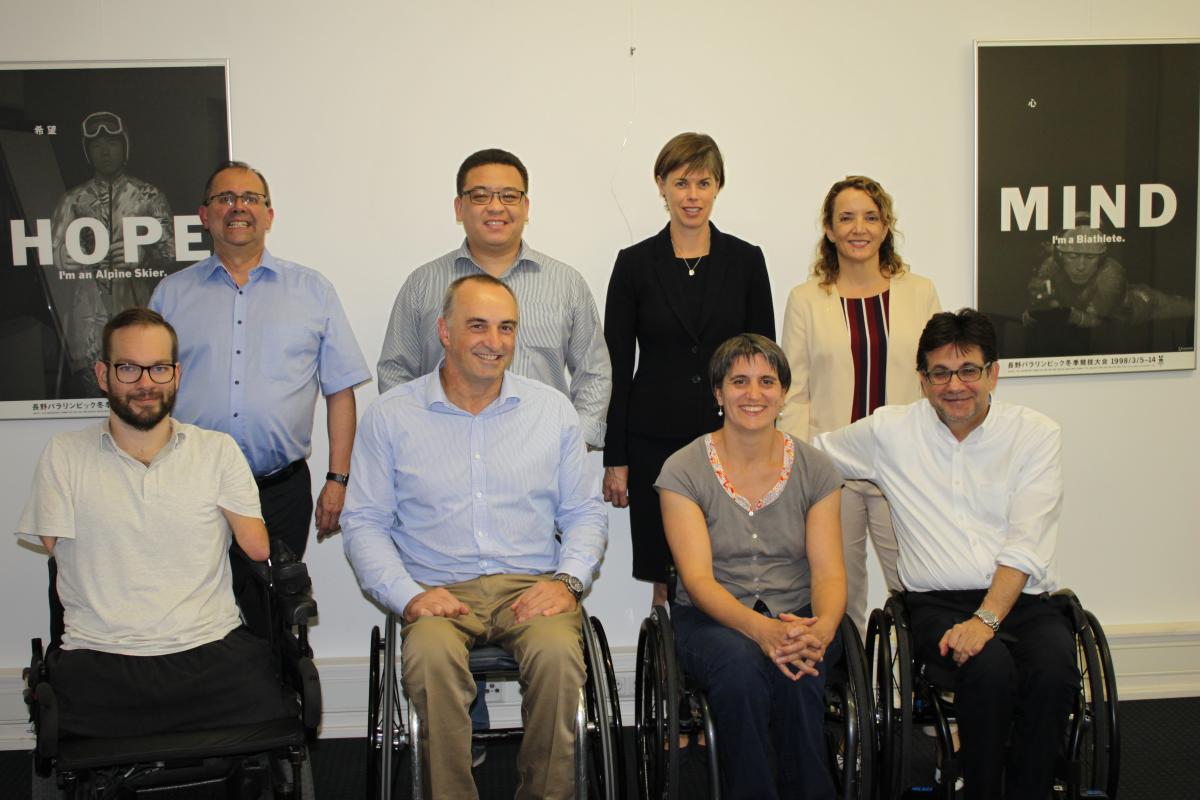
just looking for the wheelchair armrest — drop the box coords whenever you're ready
[30,681,59,761]
[273,560,313,596]
[1051,588,1088,631]
[278,595,319,627]
[230,543,272,585]
[297,657,322,733]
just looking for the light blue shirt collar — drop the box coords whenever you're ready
[424,359,523,416]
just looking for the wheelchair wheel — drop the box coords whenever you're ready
[366,625,381,800]
[636,605,680,800]
[587,615,626,798]
[826,617,874,800]
[868,601,912,800]
[1067,611,1119,800]
[693,691,720,798]
[366,622,404,800]
[583,615,622,799]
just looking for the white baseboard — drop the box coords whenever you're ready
[1,622,1195,749]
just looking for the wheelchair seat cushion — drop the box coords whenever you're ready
[55,717,305,771]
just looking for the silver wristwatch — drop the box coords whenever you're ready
[972,609,1000,632]
[553,572,584,601]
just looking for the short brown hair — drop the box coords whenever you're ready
[813,175,905,289]
[653,132,725,189]
[101,307,179,362]
[709,333,791,393]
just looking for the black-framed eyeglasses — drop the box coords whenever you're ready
[461,188,526,206]
[921,362,991,385]
[106,361,177,384]
[204,191,269,207]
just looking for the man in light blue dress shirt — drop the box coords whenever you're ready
[150,161,370,562]
[343,275,606,800]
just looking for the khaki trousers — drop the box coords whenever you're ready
[841,479,903,636]
[401,573,584,800]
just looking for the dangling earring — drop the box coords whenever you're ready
[717,405,723,417]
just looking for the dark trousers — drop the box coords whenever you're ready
[48,627,293,739]
[234,460,314,633]
[907,590,1079,800]
[258,460,314,560]
[672,603,837,800]
[627,433,692,583]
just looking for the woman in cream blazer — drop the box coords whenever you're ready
[779,176,940,634]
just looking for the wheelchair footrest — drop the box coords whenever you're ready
[55,717,305,771]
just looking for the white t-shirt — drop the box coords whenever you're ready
[16,420,263,656]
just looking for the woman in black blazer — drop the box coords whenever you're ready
[603,132,775,605]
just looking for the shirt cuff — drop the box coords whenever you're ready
[579,417,607,449]
[555,557,595,593]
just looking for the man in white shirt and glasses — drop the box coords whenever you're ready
[813,308,1078,800]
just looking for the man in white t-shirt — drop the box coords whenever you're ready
[16,308,291,737]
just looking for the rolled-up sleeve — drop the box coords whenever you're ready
[994,423,1062,585]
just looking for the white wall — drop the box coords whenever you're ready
[1,0,1198,732]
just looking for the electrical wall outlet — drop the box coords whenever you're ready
[614,672,635,699]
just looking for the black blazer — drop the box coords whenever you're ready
[603,223,775,465]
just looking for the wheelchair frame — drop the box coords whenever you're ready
[866,589,1120,800]
[365,608,625,799]
[634,605,874,800]
[24,548,321,799]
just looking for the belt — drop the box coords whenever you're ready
[255,459,306,489]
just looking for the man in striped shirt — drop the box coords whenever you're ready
[375,148,611,449]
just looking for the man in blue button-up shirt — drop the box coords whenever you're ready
[343,275,606,800]
[149,161,371,561]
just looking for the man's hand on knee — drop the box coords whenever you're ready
[403,587,470,623]
[938,617,995,666]
[510,579,577,624]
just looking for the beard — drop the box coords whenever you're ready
[108,385,176,431]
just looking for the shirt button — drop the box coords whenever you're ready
[233,412,239,418]
[237,320,242,325]
[238,290,243,295]
[236,350,241,355]
[234,380,240,385]
[690,345,698,354]
[748,511,754,517]
[752,533,758,539]
[474,453,481,460]
[475,492,482,498]
[691,374,701,384]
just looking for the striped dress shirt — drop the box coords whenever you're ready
[376,240,611,447]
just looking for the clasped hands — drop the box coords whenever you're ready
[402,579,577,625]
[754,613,827,681]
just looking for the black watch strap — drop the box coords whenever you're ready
[326,472,350,486]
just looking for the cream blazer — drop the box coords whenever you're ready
[779,271,941,442]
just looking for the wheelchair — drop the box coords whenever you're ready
[634,604,875,800]
[365,607,625,799]
[24,542,322,799]
[867,590,1120,799]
